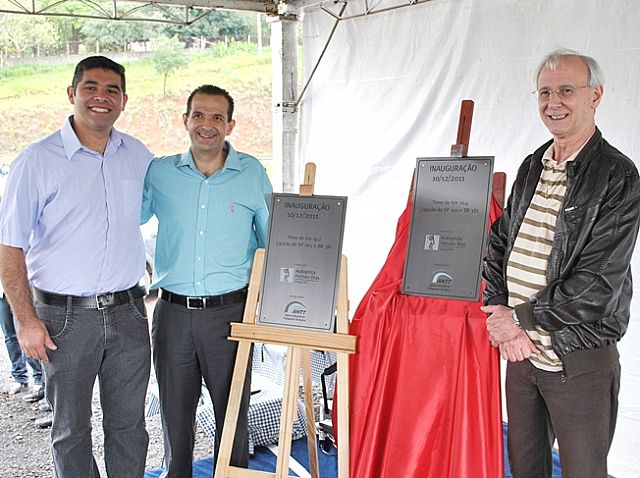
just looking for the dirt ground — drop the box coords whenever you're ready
[0,292,212,477]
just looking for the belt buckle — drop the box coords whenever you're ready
[96,293,115,310]
[186,297,205,309]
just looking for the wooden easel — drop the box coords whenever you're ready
[451,99,506,207]
[214,163,357,478]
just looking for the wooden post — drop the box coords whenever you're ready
[449,99,505,204]
[450,99,474,157]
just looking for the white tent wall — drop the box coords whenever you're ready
[299,0,640,475]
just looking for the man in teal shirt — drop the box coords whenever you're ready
[142,85,272,476]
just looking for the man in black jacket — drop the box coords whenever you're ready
[481,49,640,478]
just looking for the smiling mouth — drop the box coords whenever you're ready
[89,106,111,113]
[197,130,216,139]
[548,114,568,120]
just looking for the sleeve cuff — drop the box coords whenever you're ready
[513,302,535,330]
[485,293,508,306]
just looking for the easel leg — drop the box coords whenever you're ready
[214,340,252,478]
[336,256,350,478]
[336,352,350,478]
[275,347,302,478]
[302,350,320,478]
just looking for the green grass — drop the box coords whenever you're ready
[0,48,272,100]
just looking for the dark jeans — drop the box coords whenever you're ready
[0,295,42,385]
[152,297,251,478]
[37,296,151,478]
[506,359,620,478]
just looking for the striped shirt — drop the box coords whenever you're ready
[506,143,584,371]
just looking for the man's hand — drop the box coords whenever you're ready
[17,316,57,362]
[481,304,521,346]
[498,331,538,362]
[0,244,57,362]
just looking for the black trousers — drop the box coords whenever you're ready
[506,359,620,478]
[152,297,251,477]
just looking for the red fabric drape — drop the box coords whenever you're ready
[340,197,504,478]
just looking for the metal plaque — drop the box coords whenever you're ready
[257,194,347,332]
[402,157,494,300]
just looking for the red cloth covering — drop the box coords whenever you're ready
[342,197,504,478]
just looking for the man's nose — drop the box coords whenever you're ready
[545,93,564,108]
[547,90,565,104]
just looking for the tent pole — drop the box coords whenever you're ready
[270,9,300,193]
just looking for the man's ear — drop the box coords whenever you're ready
[67,86,75,105]
[183,113,189,130]
[226,119,236,135]
[122,93,128,112]
[591,84,603,110]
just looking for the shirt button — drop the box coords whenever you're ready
[199,230,204,235]
[197,257,201,261]
[204,180,209,184]
[201,204,206,209]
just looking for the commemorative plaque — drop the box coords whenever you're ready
[402,157,494,300]
[257,194,347,332]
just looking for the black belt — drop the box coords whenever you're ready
[160,287,248,310]
[33,285,146,310]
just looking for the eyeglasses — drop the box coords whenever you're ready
[532,85,589,101]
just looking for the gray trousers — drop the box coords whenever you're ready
[38,296,151,478]
[506,359,620,478]
[152,297,251,478]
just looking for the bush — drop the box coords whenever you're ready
[0,64,55,79]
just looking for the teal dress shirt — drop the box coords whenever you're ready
[141,142,272,296]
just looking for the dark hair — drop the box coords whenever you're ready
[186,85,235,121]
[71,56,126,93]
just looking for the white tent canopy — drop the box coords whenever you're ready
[298,0,640,476]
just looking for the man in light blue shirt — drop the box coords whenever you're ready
[0,56,153,477]
[142,85,272,476]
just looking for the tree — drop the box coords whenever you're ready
[150,36,189,98]
[161,10,254,45]
[49,15,87,55]
[216,11,252,38]
[81,20,160,52]
[0,15,59,66]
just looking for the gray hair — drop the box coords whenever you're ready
[535,48,604,88]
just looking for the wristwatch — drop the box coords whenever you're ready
[511,308,521,327]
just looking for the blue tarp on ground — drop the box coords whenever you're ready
[145,424,562,478]
[144,437,338,478]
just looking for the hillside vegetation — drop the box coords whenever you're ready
[0,47,273,165]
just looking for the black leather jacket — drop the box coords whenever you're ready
[483,129,640,377]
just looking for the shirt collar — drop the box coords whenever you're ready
[177,141,241,173]
[60,116,123,160]
[542,138,590,168]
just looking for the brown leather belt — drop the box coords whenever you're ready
[33,285,146,310]
[160,287,248,310]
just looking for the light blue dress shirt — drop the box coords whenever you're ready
[142,142,272,296]
[0,117,153,296]
[141,142,272,296]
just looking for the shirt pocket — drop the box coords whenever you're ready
[214,202,255,267]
